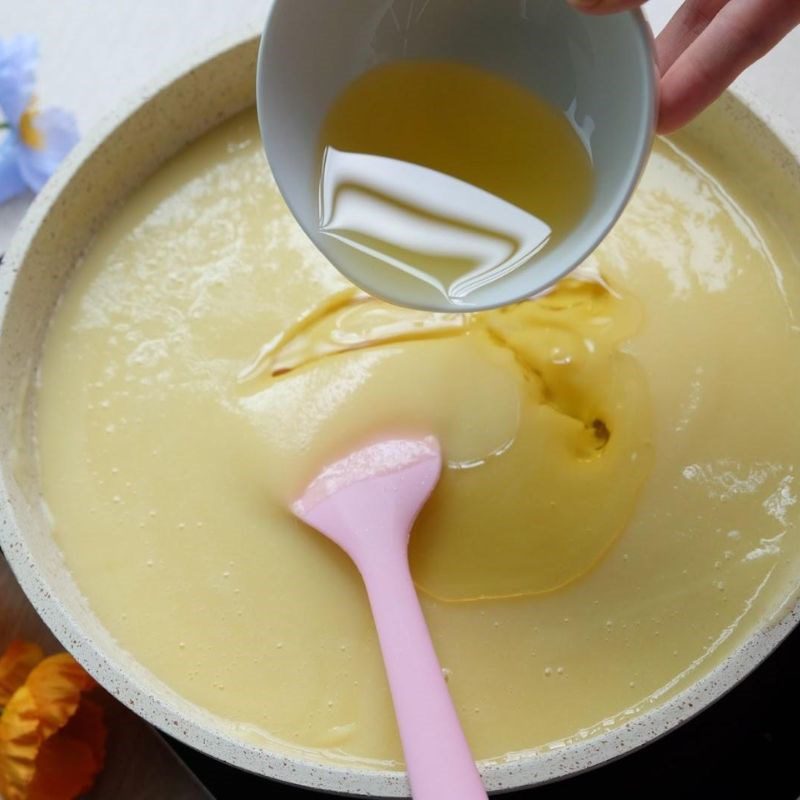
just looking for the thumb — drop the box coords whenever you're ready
[567,0,649,14]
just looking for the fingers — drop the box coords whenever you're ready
[572,0,800,132]
[658,0,800,132]
[566,0,648,15]
[656,0,731,73]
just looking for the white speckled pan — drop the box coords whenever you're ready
[1,32,799,797]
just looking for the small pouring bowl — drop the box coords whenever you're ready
[257,0,657,311]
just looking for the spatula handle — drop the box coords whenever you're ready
[360,550,487,800]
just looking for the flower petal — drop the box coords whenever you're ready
[23,654,94,741]
[0,134,29,204]
[26,736,97,800]
[0,36,38,125]
[16,107,78,192]
[0,686,41,800]
[27,698,106,800]
[55,696,106,770]
[0,641,43,707]
[0,656,100,800]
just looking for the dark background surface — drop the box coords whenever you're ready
[168,623,800,800]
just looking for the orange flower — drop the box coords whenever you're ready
[0,642,106,800]
[0,642,43,707]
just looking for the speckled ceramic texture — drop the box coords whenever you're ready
[1,32,799,798]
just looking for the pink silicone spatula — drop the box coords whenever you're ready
[292,435,487,800]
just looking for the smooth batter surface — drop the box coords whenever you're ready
[36,112,800,767]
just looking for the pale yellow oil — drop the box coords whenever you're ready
[318,61,594,304]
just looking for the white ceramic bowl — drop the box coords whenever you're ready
[258,0,657,312]
[1,32,799,797]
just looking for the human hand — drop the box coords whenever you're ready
[569,0,800,132]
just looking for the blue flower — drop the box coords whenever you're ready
[0,35,79,203]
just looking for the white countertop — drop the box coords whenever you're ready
[0,0,797,251]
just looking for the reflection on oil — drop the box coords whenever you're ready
[319,147,551,303]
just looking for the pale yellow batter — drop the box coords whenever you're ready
[36,112,800,768]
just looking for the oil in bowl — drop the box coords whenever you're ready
[318,61,594,306]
